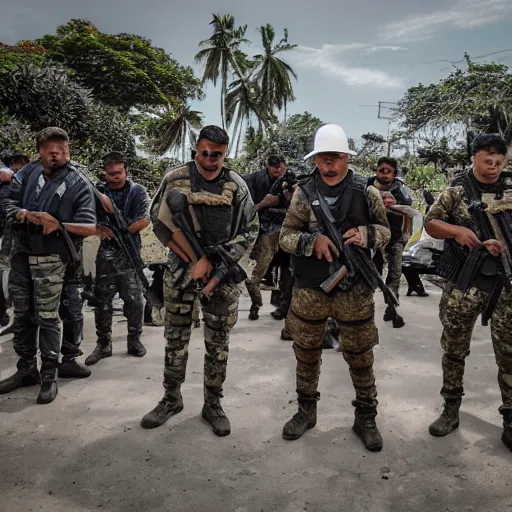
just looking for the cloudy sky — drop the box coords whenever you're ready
[3,0,512,141]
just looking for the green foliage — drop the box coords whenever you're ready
[406,165,447,191]
[0,113,36,156]
[37,19,202,111]
[0,63,92,139]
[396,55,512,140]
[230,111,322,172]
[0,42,47,70]
[0,63,135,164]
[417,137,469,170]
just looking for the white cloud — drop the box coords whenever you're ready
[292,43,403,88]
[380,0,511,42]
[366,46,407,54]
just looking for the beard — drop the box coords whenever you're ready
[376,176,391,185]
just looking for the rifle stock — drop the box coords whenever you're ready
[320,265,349,294]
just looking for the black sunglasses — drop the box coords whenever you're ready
[199,151,225,159]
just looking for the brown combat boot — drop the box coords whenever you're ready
[141,385,184,429]
[283,398,318,440]
[429,397,461,437]
[85,342,112,366]
[352,404,383,452]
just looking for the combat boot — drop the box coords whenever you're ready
[141,386,184,429]
[37,362,58,404]
[127,336,147,358]
[392,313,405,329]
[429,397,461,437]
[85,343,112,366]
[271,308,286,320]
[248,305,259,321]
[58,359,91,379]
[202,401,231,437]
[0,365,40,394]
[501,411,512,451]
[280,328,293,341]
[352,404,383,452]
[283,398,317,440]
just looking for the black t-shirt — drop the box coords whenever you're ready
[190,163,227,195]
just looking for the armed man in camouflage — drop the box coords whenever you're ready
[279,124,390,452]
[243,155,286,320]
[425,134,512,451]
[369,157,413,328]
[0,128,96,404]
[141,125,258,436]
[85,152,150,366]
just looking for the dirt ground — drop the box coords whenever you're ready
[0,281,511,512]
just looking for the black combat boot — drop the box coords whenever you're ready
[85,343,112,366]
[58,359,91,379]
[407,283,429,297]
[127,336,147,358]
[0,365,40,394]
[281,328,293,341]
[202,401,231,437]
[37,362,58,404]
[141,385,184,429]
[248,305,259,321]
[352,404,383,452]
[502,411,512,451]
[429,397,461,437]
[270,290,281,307]
[282,398,317,440]
[383,305,394,322]
[271,308,286,320]
[392,313,405,329]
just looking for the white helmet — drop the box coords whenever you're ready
[304,124,357,160]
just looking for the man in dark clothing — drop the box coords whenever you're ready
[85,152,150,366]
[243,155,286,320]
[0,128,96,404]
[369,157,413,328]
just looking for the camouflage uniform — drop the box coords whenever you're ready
[142,162,258,431]
[425,177,512,413]
[280,170,390,411]
[245,232,280,307]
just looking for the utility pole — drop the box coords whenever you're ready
[378,102,397,157]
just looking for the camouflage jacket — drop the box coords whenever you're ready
[150,161,259,265]
[279,173,391,258]
[424,170,512,237]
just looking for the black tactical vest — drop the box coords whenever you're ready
[291,172,371,289]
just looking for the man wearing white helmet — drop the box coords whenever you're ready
[279,124,391,451]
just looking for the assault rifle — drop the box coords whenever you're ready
[457,172,512,325]
[94,184,150,291]
[165,189,247,305]
[306,187,399,311]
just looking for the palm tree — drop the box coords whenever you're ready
[195,14,249,130]
[153,106,203,161]
[253,25,297,120]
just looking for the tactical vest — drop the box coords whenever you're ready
[436,172,502,290]
[291,173,371,289]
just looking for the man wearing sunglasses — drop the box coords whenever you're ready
[142,125,259,437]
[243,155,287,320]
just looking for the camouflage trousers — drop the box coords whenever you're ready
[10,252,66,369]
[60,262,84,362]
[94,255,144,346]
[163,261,239,404]
[374,242,404,298]
[245,233,280,307]
[439,283,512,413]
[288,284,379,408]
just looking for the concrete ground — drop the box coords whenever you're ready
[0,282,511,512]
